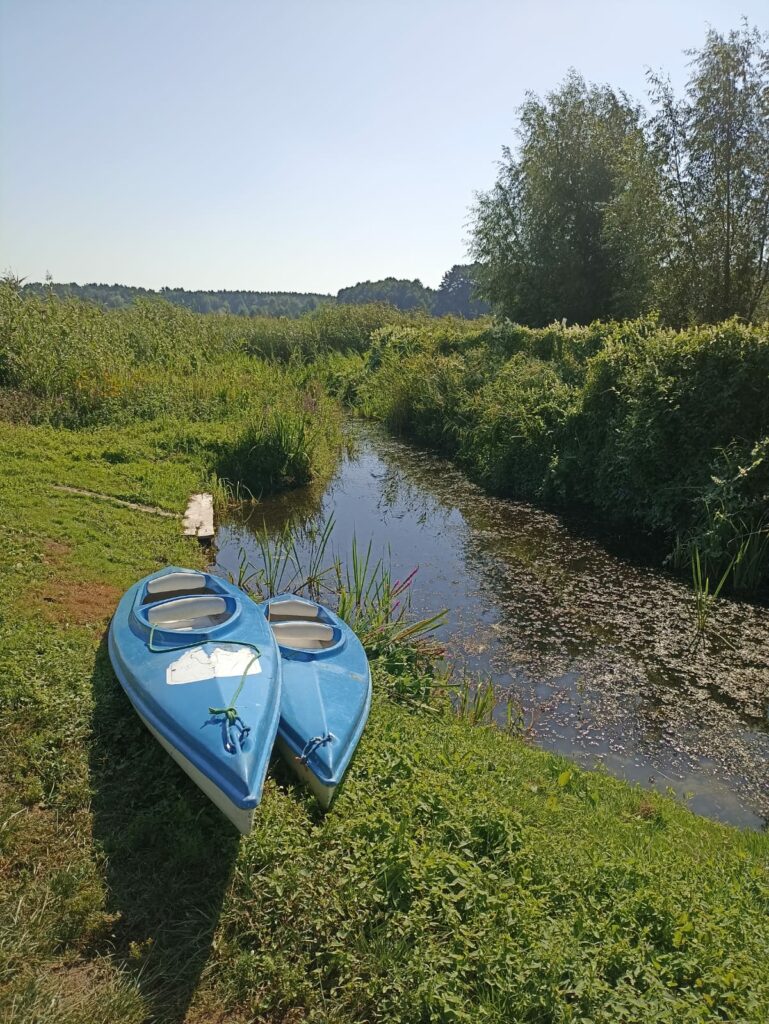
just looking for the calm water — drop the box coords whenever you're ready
[214,422,769,829]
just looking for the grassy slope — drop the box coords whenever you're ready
[1,427,768,1024]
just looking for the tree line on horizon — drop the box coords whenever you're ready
[19,264,489,319]
[472,22,769,327]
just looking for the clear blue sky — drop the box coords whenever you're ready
[1,0,765,292]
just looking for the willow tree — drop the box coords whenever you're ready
[650,24,769,323]
[471,72,665,326]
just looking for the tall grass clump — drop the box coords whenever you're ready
[229,518,447,703]
[214,387,342,496]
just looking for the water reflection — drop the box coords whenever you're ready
[215,422,769,829]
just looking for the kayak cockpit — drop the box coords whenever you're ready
[266,596,343,652]
[146,595,234,632]
[270,620,338,650]
[266,597,321,623]
[133,571,242,641]
[143,571,215,602]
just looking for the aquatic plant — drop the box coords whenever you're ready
[229,520,447,693]
[688,546,735,651]
[450,671,528,737]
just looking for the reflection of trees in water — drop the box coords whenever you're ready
[217,421,769,824]
[373,462,450,528]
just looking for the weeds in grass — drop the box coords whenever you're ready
[450,672,528,737]
[205,473,255,514]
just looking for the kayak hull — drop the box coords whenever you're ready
[264,594,372,808]
[138,709,256,834]
[274,735,336,809]
[108,567,281,833]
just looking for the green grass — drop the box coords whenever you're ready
[1,423,768,1024]
[2,289,769,1020]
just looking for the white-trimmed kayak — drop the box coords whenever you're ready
[108,567,281,833]
[264,594,372,808]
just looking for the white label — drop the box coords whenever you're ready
[166,646,262,685]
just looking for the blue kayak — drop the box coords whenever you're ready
[263,594,372,808]
[108,567,281,833]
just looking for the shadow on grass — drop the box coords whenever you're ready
[89,635,240,1023]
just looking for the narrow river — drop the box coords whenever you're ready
[214,422,769,829]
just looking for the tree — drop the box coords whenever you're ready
[471,72,666,325]
[336,278,435,311]
[649,23,769,323]
[433,264,489,317]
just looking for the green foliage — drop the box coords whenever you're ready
[19,269,493,321]
[472,72,664,325]
[0,285,346,505]
[650,23,769,323]
[356,315,769,593]
[337,276,435,311]
[471,22,769,327]
[20,280,334,316]
[433,264,490,318]
[214,390,342,496]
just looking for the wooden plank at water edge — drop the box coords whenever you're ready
[183,493,214,540]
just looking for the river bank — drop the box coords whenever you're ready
[216,421,769,829]
[2,289,769,1020]
[2,419,769,1023]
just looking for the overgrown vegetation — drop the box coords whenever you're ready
[0,282,351,502]
[353,315,769,594]
[3,283,768,594]
[0,424,767,1023]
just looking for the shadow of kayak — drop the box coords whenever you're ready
[89,633,240,1022]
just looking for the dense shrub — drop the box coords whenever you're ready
[464,355,575,497]
[214,387,342,495]
[357,316,769,592]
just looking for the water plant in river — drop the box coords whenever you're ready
[688,546,736,652]
[226,518,447,696]
[451,670,528,737]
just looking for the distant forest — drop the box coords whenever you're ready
[21,264,489,319]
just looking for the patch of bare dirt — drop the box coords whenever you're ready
[36,579,122,625]
[42,539,72,564]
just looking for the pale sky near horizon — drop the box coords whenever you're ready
[1,0,766,293]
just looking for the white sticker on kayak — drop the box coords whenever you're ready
[166,646,262,685]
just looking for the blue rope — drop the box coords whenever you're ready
[297,732,336,765]
[207,651,259,754]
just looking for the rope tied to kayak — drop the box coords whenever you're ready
[147,624,260,754]
[297,732,336,765]
[208,651,259,754]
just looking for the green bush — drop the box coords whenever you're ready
[463,355,575,497]
[214,387,342,495]
[357,314,769,592]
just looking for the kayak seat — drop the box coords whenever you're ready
[147,595,232,632]
[144,572,210,602]
[270,620,336,651]
[268,598,321,624]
